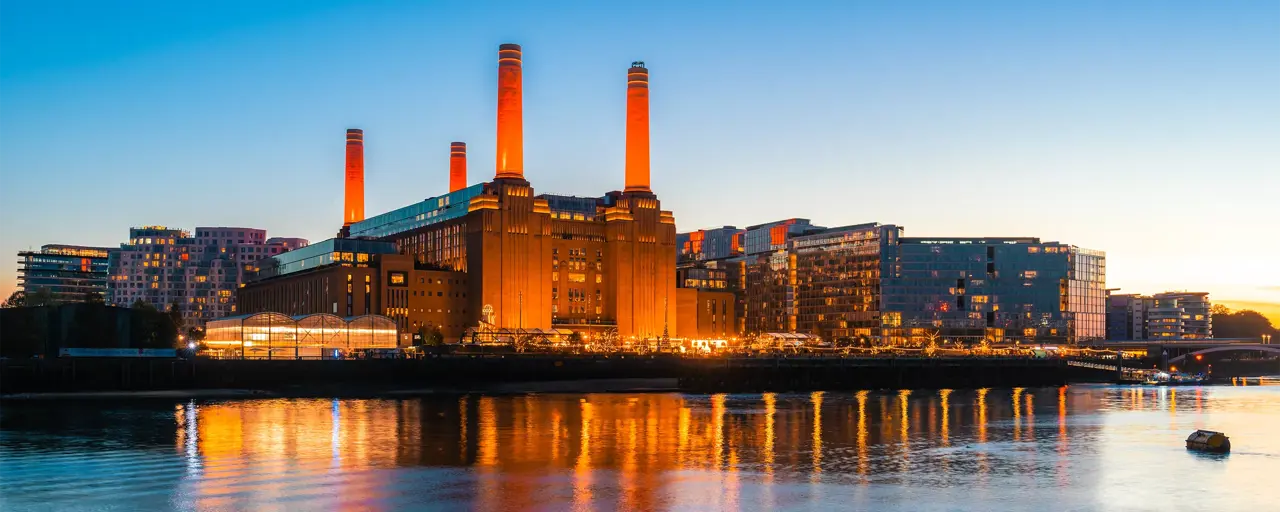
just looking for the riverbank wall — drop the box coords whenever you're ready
[0,355,1109,398]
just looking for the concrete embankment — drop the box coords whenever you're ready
[679,357,1070,392]
[1,355,1107,399]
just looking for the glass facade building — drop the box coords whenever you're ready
[203,312,398,358]
[793,224,901,339]
[741,219,822,256]
[882,238,1106,345]
[1106,291,1211,340]
[346,184,484,239]
[677,226,743,262]
[17,245,114,302]
[253,238,399,280]
[705,218,1109,344]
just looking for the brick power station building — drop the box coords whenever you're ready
[239,44,680,344]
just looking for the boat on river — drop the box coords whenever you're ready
[1142,371,1209,386]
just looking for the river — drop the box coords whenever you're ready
[1,381,1277,511]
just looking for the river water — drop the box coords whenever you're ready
[2,382,1277,511]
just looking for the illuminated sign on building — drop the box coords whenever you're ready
[388,271,408,287]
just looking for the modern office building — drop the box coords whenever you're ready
[16,245,114,302]
[883,237,1106,345]
[331,46,677,340]
[106,226,307,328]
[676,266,729,290]
[677,226,743,262]
[237,238,471,344]
[741,223,901,338]
[685,220,1108,344]
[1107,291,1212,340]
[741,218,824,256]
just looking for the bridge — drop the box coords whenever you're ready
[1086,338,1272,360]
[1168,344,1280,365]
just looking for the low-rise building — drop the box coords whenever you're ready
[203,312,398,359]
[1107,291,1212,340]
[675,288,737,340]
[237,238,470,346]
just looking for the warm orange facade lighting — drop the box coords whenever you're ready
[450,142,467,192]
[495,43,524,180]
[769,224,788,246]
[343,128,365,226]
[624,62,651,193]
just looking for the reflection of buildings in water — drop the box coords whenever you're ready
[181,399,409,510]
[810,391,823,475]
[939,389,952,446]
[856,390,869,478]
[169,387,1118,508]
[1025,390,1036,443]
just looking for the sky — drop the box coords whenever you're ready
[1,0,1277,321]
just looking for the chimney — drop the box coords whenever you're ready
[624,61,650,193]
[343,128,365,226]
[450,142,467,192]
[495,43,524,180]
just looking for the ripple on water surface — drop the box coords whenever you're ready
[2,384,1278,511]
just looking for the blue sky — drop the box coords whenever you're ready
[1,0,1277,316]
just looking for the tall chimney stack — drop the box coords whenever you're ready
[624,61,651,193]
[343,128,365,226]
[495,43,524,180]
[449,142,467,192]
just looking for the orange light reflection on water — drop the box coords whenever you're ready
[164,383,1280,510]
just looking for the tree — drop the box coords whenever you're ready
[1,290,24,308]
[131,299,157,312]
[25,288,56,307]
[416,325,444,347]
[167,301,185,333]
[1212,306,1278,339]
[84,291,105,304]
[566,331,584,345]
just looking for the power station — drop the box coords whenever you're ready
[242,44,679,343]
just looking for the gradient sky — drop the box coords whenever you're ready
[2,1,1277,319]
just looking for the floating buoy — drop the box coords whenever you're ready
[1186,430,1231,453]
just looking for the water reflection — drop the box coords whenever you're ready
[2,384,1279,510]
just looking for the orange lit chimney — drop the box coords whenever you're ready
[450,142,467,192]
[495,43,524,180]
[343,128,365,226]
[624,61,650,193]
